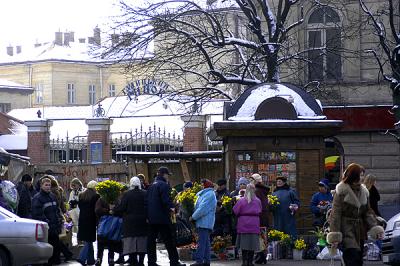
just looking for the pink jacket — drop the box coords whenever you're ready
[233,197,262,234]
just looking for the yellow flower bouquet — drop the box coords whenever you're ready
[96,180,124,204]
[267,195,280,207]
[221,195,233,214]
[175,182,202,215]
[294,238,307,250]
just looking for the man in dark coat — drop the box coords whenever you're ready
[213,178,231,237]
[32,176,64,265]
[16,174,35,218]
[146,167,185,266]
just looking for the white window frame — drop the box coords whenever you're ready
[67,83,76,104]
[307,9,342,81]
[89,84,96,105]
[108,84,116,97]
[35,83,44,104]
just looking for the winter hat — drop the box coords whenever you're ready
[276,176,287,182]
[70,178,83,188]
[158,166,171,176]
[21,174,33,182]
[237,177,249,186]
[251,173,262,183]
[318,178,330,189]
[202,179,214,188]
[87,180,98,189]
[216,179,227,186]
[183,181,193,189]
[130,176,141,189]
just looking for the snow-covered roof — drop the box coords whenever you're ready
[227,83,325,121]
[0,42,105,64]
[0,78,33,91]
[7,94,225,140]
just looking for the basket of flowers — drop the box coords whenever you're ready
[211,235,232,260]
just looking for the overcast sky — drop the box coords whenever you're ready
[0,0,121,50]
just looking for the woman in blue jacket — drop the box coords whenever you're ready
[190,179,217,266]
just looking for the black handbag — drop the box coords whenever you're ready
[175,217,193,247]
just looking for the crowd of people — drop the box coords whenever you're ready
[0,162,385,266]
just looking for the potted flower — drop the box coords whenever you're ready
[310,227,327,248]
[293,238,307,260]
[211,236,228,260]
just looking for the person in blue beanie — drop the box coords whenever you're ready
[310,178,333,227]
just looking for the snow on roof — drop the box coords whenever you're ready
[0,78,33,90]
[0,135,27,150]
[228,84,325,121]
[0,42,105,64]
[7,94,225,140]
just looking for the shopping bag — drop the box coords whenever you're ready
[97,215,123,241]
[316,246,342,260]
[176,217,193,247]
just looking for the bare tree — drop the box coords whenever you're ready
[359,0,400,126]
[102,0,353,106]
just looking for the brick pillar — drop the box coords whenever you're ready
[181,115,207,152]
[86,118,113,163]
[25,120,52,164]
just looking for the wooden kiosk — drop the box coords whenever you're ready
[208,83,343,231]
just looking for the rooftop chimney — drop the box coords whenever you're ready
[111,33,120,46]
[64,32,70,46]
[79,38,86,43]
[69,31,75,42]
[34,43,42,48]
[55,31,63,46]
[88,37,95,44]
[16,46,21,54]
[6,46,13,56]
[93,26,101,46]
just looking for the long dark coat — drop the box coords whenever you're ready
[147,175,174,224]
[16,182,35,218]
[113,188,148,237]
[77,191,100,242]
[272,184,300,238]
[368,185,381,217]
[255,183,270,227]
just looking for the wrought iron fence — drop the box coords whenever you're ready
[49,125,222,164]
[111,125,184,162]
[49,136,88,163]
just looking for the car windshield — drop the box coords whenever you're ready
[0,206,19,219]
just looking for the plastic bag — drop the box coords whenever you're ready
[364,242,381,261]
[97,215,123,241]
[0,180,18,211]
[317,246,342,260]
[176,217,193,247]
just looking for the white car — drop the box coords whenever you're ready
[383,212,400,265]
[0,206,53,266]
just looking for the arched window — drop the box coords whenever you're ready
[307,6,342,81]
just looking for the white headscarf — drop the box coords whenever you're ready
[245,183,256,203]
[130,176,141,189]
